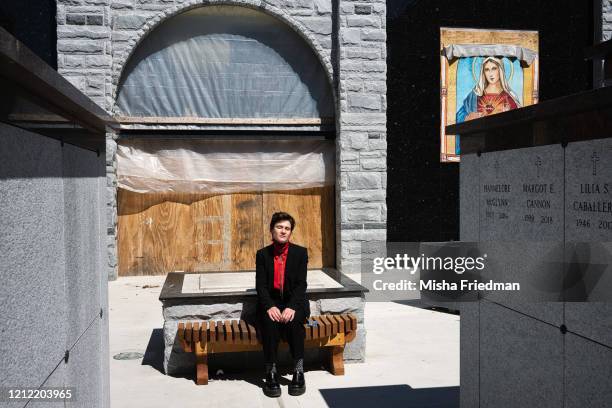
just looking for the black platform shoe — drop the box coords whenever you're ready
[263,370,281,398]
[288,370,306,396]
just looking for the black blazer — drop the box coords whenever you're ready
[255,243,310,317]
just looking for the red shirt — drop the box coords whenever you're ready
[273,241,289,291]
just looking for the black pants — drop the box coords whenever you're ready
[259,301,306,364]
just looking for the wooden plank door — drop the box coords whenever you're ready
[117,187,335,276]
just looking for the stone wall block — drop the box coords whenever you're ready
[114,14,148,29]
[341,189,385,203]
[340,3,354,14]
[58,40,105,54]
[66,14,87,25]
[360,157,386,170]
[348,93,381,110]
[340,151,360,165]
[301,17,332,35]
[348,132,368,149]
[86,54,113,68]
[341,28,361,44]
[347,204,381,222]
[360,28,385,41]
[344,323,365,362]
[342,228,385,242]
[345,47,380,60]
[313,0,331,14]
[354,4,371,14]
[162,301,257,321]
[347,172,381,189]
[319,296,364,323]
[346,16,380,27]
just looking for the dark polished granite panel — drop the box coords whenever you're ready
[564,333,612,408]
[159,270,368,302]
[479,301,564,408]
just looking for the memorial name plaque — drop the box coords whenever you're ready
[480,152,515,240]
[566,139,612,241]
[480,145,563,241]
[565,139,612,304]
[514,145,563,241]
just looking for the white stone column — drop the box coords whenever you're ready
[337,0,387,277]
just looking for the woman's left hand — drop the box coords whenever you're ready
[280,308,295,323]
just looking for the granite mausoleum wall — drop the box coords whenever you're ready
[459,139,612,407]
[0,123,109,407]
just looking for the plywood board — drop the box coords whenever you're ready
[139,194,195,274]
[192,194,224,271]
[117,187,335,275]
[231,193,263,271]
[262,186,335,268]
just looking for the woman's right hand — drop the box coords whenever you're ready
[267,306,282,322]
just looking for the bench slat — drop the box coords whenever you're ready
[349,314,357,331]
[185,322,193,352]
[224,320,233,344]
[320,315,331,337]
[311,317,319,339]
[333,314,344,334]
[218,320,225,343]
[313,316,323,338]
[305,319,312,339]
[232,320,240,344]
[308,317,317,339]
[341,314,351,331]
[193,322,200,343]
[178,322,185,343]
[318,315,327,337]
[201,321,208,348]
[211,321,217,344]
[239,320,248,344]
[247,322,257,345]
[324,315,333,337]
[218,320,224,342]
[328,314,338,335]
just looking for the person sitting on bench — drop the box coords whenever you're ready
[256,211,309,398]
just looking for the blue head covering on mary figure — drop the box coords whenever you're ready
[455,56,522,154]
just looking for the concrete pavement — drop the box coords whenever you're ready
[109,276,459,408]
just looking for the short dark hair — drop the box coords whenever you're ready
[269,212,295,231]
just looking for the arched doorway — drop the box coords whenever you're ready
[114,5,336,276]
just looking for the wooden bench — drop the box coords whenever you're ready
[177,313,358,385]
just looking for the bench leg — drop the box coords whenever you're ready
[328,346,345,375]
[194,343,209,385]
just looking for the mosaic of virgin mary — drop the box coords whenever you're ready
[456,56,522,123]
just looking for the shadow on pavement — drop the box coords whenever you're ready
[140,328,305,389]
[320,384,459,408]
[142,328,165,374]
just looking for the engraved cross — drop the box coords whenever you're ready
[535,156,542,178]
[591,151,599,176]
